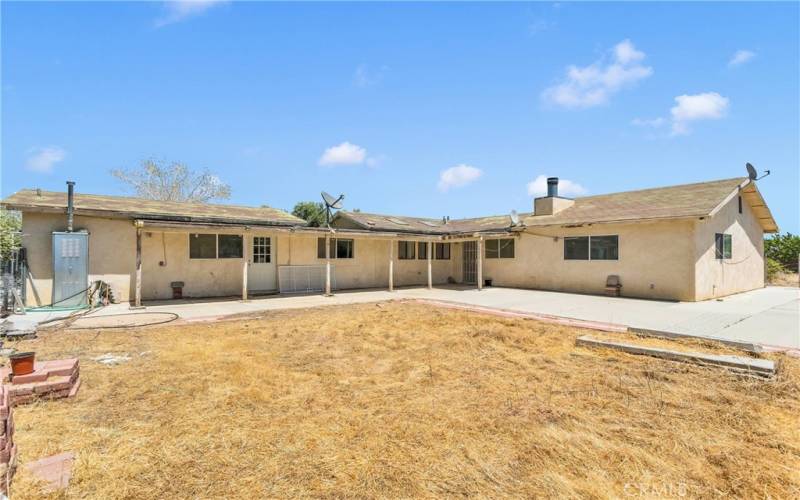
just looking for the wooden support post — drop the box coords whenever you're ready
[427,241,433,289]
[134,225,143,308]
[388,240,394,292]
[476,237,483,291]
[325,233,332,296]
[242,235,248,301]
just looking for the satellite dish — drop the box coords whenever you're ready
[510,210,520,226]
[321,191,343,209]
[746,163,757,180]
[320,191,345,227]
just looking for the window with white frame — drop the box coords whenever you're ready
[485,238,515,259]
[564,235,618,260]
[435,242,451,260]
[317,237,354,259]
[398,241,416,260]
[189,233,217,259]
[715,233,732,259]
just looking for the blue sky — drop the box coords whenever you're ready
[2,1,798,232]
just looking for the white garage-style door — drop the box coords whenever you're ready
[248,236,277,293]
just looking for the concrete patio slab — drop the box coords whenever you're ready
[21,285,800,351]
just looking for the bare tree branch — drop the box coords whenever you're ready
[111,159,231,203]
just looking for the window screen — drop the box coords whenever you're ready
[485,239,499,259]
[564,237,589,260]
[218,235,243,258]
[499,239,515,258]
[398,241,415,260]
[589,235,618,260]
[417,242,428,260]
[189,234,216,259]
[435,243,451,260]
[715,233,732,259]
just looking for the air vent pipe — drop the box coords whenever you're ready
[66,181,75,232]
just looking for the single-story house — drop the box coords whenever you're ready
[1,175,777,306]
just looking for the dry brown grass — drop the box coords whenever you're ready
[769,271,800,288]
[9,302,800,498]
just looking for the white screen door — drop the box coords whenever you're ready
[248,236,276,292]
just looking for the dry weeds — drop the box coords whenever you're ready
[9,302,800,498]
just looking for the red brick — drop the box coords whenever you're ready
[10,371,49,385]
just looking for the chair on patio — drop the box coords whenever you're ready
[605,275,622,297]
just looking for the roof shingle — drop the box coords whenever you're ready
[0,190,304,226]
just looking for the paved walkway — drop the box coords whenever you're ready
[19,285,800,351]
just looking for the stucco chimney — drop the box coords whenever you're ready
[533,177,574,216]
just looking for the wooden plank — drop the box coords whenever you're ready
[576,335,775,377]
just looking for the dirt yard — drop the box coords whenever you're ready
[9,302,800,498]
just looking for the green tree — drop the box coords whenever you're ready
[291,201,326,227]
[765,232,800,272]
[111,159,231,203]
[0,209,21,260]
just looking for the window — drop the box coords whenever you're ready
[336,238,354,259]
[218,234,243,258]
[564,237,589,260]
[738,196,743,214]
[485,238,514,259]
[317,238,354,259]
[189,234,217,259]
[417,242,428,260]
[590,235,618,260]
[253,236,271,263]
[715,233,732,259]
[565,236,619,260]
[435,243,451,260]
[398,241,415,260]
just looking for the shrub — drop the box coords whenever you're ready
[764,232,800,272]
[766,258,785,281]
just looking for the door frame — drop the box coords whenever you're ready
[248,235,278,292]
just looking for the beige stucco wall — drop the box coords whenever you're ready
[482,220,697,301]
[19,212,460,303]
[277,235,459,289]
[21,212,137,306]
[19,204,767,305]
[692,193,765,300]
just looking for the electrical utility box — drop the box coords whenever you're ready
[52,231,89,308]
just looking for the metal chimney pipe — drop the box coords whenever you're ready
[66,181,75,232]
[547,177,559,197]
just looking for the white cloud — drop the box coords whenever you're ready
[670,92,729,135]
[527,175,586,198]
[318,142,367,166]
[154,0,227,28]
[437,164,483,192]
[631,117,665,128]
[728,50,755,67]
[26,146,66,173]
[542,39,653,109]
[353,64,387,88]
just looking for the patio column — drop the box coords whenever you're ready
[242,235,248,301]
[388,239,394,292]
[477,236,483,291]
[134,223,143,308]
[427,241,433,289]
[325,233,332,296]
